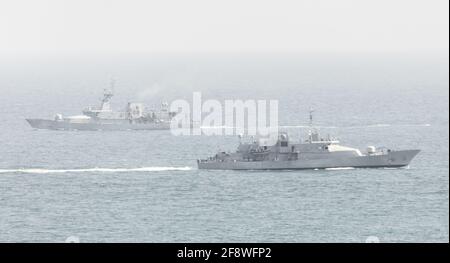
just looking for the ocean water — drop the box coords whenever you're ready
[0,53,448,242]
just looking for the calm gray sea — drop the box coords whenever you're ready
[0,53,448,242]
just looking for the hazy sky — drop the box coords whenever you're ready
[0,0,448,54]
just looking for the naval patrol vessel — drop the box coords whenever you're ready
[198,110,420,170]
[26,84,176,131]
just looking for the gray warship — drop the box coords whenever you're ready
[198,110,420,170]
[26,86,176,131]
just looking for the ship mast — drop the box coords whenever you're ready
[309,107,314,128]
[308,107,314,142]
[100,79,115,111]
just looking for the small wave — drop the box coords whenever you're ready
[367,124,390,127]
[0,166,192,174]
[325,167,355,170]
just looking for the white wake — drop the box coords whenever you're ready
[0,166,192,174]
[325,167,356,170]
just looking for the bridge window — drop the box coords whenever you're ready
[281,141,288,147]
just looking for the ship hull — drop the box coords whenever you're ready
[26,119,170,131]
[198,149,420,170]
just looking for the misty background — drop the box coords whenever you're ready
[0,0,448,54]
[0,0,448,125]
